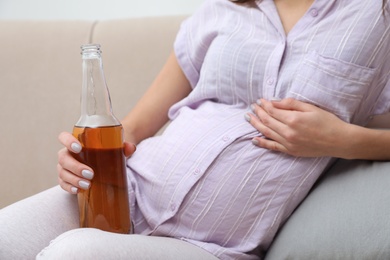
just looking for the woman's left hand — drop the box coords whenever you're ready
[246,98,351,158]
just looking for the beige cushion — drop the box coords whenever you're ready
[0,20,93,208]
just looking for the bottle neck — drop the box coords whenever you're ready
[75,44,120,128]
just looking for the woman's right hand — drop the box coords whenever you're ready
[57,132,136,194]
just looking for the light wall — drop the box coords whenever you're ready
[0,0,205,20]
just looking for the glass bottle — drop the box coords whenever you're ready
[72,44,131,234]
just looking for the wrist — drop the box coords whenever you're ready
[339,124,363,159]
[340,124,390,160]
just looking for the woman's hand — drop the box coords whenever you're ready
[245,98,352,158]
[57,132,136,194]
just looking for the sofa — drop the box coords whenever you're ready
[0,16,389,259]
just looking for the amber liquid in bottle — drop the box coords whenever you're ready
[73,125,131,234]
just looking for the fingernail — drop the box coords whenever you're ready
[71,187,78,194]
[252,139,259,146]
[79,180,90,190]
[82,169,94,180]
[256,99,262,106]
[271,97,282,102]
[71,143,82,153]
[244,113,251,122]
[250,104,256,112]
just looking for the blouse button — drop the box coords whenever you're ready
[310,8,319,17]
[222,136,230,142]
[170,203,176,211]
[266,78,275,85]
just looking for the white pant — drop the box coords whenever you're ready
[0,186,218,260]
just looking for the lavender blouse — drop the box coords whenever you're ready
[127,0,390,259]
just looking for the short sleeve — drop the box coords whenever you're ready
[173,0,221,88]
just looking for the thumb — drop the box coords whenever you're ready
[123,142,137,158]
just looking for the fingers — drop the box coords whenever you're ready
[246,111,298,156]
[259,99,300,127]
[269,98,313,112]
[57,132,135,195]
[58,131,82,154]
[247,101,288,143]
[246,98,302,155]
[57,166,80,195]
[252,136,288,154]
[57,147,94,194]
[246,98,318,157]
[57,131,95,194]
[246,106,289,154]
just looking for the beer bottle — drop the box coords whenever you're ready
[73,44,131,234]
